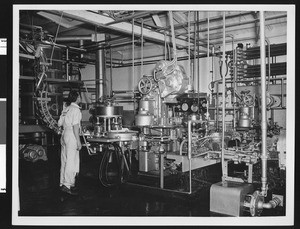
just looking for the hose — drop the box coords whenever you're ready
[98,143,130,187]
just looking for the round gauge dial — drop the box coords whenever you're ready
[181,103,189,111]
[191,104,198,112]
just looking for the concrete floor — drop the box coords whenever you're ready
[18,145,285,217]
[18,145,220,217]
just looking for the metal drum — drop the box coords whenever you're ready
[94,105,123,117]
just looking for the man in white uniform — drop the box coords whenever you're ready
[58,90,82,195]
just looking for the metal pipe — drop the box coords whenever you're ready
[197,11,200,93]
[221,11,226,182]
[155,12,254,32]
[110,47,113,97]
[265,38,271,91]
[141,18,144,77]
[168,11,177,59]
[95,49,101,100]
[160,152,164,189]
[188,11,191,86]
[206,12,210,134]
[66,48,69,81]
[55,35,92,41]
[193,12,197,92]
[259,11,268,196]
[187,120,192,194]
[41,41,86,52]
[262,197,281,209]
[176,13,287,37]
[132,18,135,94]
[187,119,202,194]
[105,11,161,26]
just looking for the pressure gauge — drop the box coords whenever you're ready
[191,104,198,112]
[181,103,189,111]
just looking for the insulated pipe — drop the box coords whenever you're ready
[221,12,227,181]
[260,11,268,196]
[168,11,177,59]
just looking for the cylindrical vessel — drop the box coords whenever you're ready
[94,105,123,117]
[238,107,251,128]
[135,109,153,127]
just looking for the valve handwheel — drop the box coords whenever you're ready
[138,77,153,94]
[243,94,254,106]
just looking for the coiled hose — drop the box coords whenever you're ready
[98,143,130,187]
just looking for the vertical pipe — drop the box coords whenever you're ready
[141,18,144,77]
[164,32,167,61]
[233,46,237,130]
[193,12,197,92]
[110,47,113,97]
[132,19,135,94]
[216,82,219,130]
[66,48,69,81]
[197,11,200,92]
[188,120,192,194]
[260,11,268,196]
[95,50,100,101]
[188,11,191,86]
[221,11,226,181]
[206,12,210,135]
[79,40,84,59]
[266,38,271,91]
[160,153,164,189]
[168,11,177,59]
[102,50,107,97]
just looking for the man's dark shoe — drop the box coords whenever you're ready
[60,185,78,196]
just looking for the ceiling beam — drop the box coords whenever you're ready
[37,11,84,28]
[53,10,196,50]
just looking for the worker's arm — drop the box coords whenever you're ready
[73,123,82,151]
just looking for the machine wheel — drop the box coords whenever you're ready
[138,77,153,94]
[243,94,254,106]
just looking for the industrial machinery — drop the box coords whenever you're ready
[19,10,287,218]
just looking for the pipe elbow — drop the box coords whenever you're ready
[262,197,281,209]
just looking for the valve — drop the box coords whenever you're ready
[138,76,153,94]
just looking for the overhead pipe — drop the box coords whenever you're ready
[259,11,268,197]
[55,35,92,41]
[155,12,254,32]
[105,11,162,26]
[41,41,86,52]
[176,14,287,37]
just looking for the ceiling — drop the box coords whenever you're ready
[19,10,287,62]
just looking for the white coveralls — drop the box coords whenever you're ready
[58,102,82,189]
